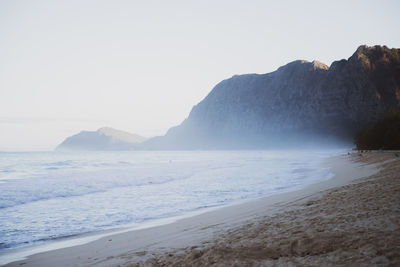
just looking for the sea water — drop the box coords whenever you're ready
[0,150,340,252]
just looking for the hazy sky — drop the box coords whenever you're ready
[1,0,399,151]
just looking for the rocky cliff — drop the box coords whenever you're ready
[56,127,146,151]
[144,45,400,149]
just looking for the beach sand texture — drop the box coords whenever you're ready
[137,152,400,266]
[4,152,399,266]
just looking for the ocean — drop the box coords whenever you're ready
[0,150,339,253]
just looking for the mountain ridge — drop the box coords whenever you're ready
[143,45,400,149]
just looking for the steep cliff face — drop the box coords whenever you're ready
[145,45,400,149]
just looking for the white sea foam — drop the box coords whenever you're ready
[0,150,340,251]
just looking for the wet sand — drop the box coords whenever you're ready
[138,152,400,266]
[4,151,399,266]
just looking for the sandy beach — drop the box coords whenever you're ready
[3,151,400,266]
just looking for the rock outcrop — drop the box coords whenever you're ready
[144,45,400,149]
[56,127,146,151]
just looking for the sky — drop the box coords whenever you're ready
[0,0,399,151]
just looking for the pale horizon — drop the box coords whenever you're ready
[1,0,399,151]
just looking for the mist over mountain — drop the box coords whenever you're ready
[144,45,400,149]
[56,127,146,151]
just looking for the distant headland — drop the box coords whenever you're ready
[56,127,146,151]
[57,45,400,151]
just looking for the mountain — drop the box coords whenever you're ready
[144,45,400,149]
[56,127,146,151]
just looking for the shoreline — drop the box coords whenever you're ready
[0,151,337,265]
[145,151,400,266]
[1,152,387,266]
[0,198,251,266]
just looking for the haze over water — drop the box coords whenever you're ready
[1,1,399,151]
[0,150,338,251]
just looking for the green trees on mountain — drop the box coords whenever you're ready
[355,108,400,150]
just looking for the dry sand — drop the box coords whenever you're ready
[139,152,400,266]
[3,151,400,266]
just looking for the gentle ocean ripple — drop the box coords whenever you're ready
[0,150,340,250]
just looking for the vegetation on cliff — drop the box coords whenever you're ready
[355,108,400,150]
